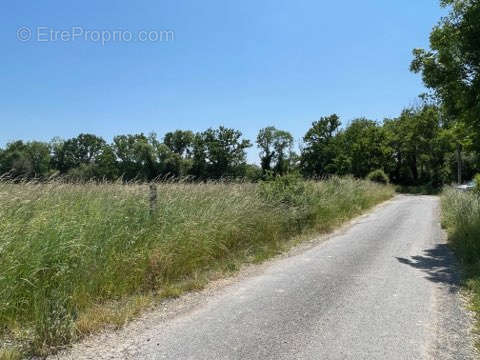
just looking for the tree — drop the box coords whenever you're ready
[411,0,480,137]
[113,134,157,180]
[411,0,480,182]
[300,114,341,177]
[256,127,294,176]
[0,141,51,178]
[272,130,295,175]
[94,144,119,180]
[0,141,32,177]
[26,141,51,177]
[382,105,455,186]
[341,118,387,178]
[50,137,65,172]
[158,130,195,178]
[256,127,276,173]
[190,133,208,179]
[192,126,251,179]
[54,134,106,172]
[163,130,194,157]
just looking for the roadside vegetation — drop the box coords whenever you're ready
[0,0,477,357]
[0,176,393,357]
[441,185,480,348]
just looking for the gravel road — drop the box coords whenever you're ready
[52,195,477,360]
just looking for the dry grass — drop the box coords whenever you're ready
[0,176,394,357]
[75,295,153,335]
[0,348,21,360]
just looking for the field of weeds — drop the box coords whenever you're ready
[0,176,394,358]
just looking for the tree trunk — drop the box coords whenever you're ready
[410,154,419,184]
[456,143,462,184]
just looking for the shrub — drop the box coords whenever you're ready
[367,169,389,184]
[258,173,315,207]
[474,174,480,194]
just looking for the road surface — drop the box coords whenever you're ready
[55,195,476,360]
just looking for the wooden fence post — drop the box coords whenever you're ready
[149,183,157,216]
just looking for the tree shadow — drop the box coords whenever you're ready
[396,244,460,293]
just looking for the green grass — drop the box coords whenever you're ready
[0,176,394,357]
[441,187,480,348]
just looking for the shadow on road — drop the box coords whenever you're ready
[396,244,460,293]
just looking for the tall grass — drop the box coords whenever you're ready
[441,187,480,349]
[442,188,480,263]
[0,176,393,356]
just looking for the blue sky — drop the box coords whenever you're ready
[1,1,445,162]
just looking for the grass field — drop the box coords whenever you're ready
[441,187,480,349]
[0,176,394,358]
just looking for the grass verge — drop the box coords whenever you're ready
[0,176,394,357]
[441,187,480,348]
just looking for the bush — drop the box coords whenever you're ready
[258,173,315,207]
[367,169,389,184]
[474,174,480,194]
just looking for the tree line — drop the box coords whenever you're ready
[0,128,252,182]
[1,102,477,185]
[1,0,478,186]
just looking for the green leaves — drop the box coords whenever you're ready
[256,127,294,176]
[0,140,51,178]
[298,104,470,186]
[411,0,480,136]
[300,114,341,178]
[193,126,252,179]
